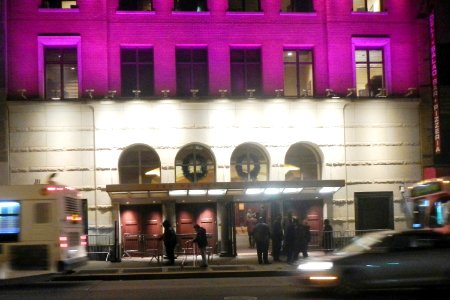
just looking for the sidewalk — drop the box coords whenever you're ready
[53,251,324,281]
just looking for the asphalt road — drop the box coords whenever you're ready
[0,276,448,300]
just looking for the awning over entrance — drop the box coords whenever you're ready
[106,180,345,205]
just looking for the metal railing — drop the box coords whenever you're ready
[87,234,113,261]
[309,229,391,251]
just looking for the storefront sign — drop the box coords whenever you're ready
[430,11,441,154]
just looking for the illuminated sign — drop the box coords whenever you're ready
[411,182,442,198]
[430,11,441,154]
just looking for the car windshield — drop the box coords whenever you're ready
[337,231,391,254]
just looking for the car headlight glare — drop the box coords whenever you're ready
[297,261,333,271]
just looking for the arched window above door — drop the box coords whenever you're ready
[175,144,216,183]
[285,143,322,180]
[231,143,268,182]
[118,144,161,184]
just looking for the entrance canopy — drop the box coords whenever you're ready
[106,180,345,205]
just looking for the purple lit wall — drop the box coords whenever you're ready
[6,0,426,98]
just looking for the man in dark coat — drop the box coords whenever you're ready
[191,224,208,267]
[161,220,177,265]
[271,214,283,262]
[252,217,271,264]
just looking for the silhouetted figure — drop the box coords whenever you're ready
[322,219,334,253]
[271,214,283,262]
[161,220,177,265]
[252,217,271,264]
[190,224,208,267]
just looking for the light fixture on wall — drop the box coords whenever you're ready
[85,89,95,99]
[105,90,117,99]
[132,89,141,98]
[301,89,309,97]
[17,89,27,99]
[246,89,256,99]
[190,89,199,98]
[326,88,340,98]
[325,88,334,98]
[275,89,284,98]
[346,88,356,98]
[161,90,170,98]
[404,88,417,98]
[218,89,228,98]
[375,88,387,98]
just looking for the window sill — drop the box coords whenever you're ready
[171,11,211,16]
[351,11,388,16]
[226,12,264,16]
[116,11,156,15]
[279,12,318,17]
[38,8,80,13]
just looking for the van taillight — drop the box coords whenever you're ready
[80,235,87,246]
[59,236,68,248]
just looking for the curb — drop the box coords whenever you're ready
[52,268,296,281]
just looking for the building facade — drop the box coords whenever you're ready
[2,0,434,255]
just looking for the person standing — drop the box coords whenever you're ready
[298,219,311,258]
[271,214,283,262]
[161,220,177,265]
[252,217,271,264]
[284,216,296,264]
[246,213,257,248]
[322,219,334,253]
[190,224,208,267]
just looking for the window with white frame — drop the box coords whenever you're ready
[355,49,384,97]
[353,0,383,12]
[352,37,390,97]
[44,47,78,100]
[38,36,81,100]
[283,49,314,97]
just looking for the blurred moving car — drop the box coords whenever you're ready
[295,229,450,295]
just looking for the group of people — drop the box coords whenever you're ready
[246,211,312,265]
[246,211,335,265]
[160,213,334,267]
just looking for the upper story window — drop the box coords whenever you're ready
[45,47,78,100]
[119,144,161,184]
[41,0,77,9]
[355,49,384,97]
[175,144,216,183]
[118,0,153,11]
[230,48,262,97]
[285,143,321,180]
[353,0,383,12]
[121,48,154,97]
[231,143,268,182]
[176,48,208,97]
[228,0,261,12]
[283,49,314,97]
[281,0,314,12]
[174,0,207,12]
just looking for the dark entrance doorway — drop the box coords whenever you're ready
[120,204,162,257]
[355,192,394,230]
